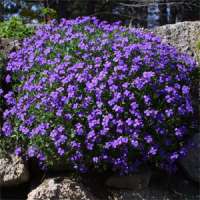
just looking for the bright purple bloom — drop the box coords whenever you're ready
[15,147,22,156]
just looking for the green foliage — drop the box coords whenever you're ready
[41,7,57,20]
[0,17,34,39]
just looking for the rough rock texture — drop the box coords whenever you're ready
[109,189,174,200]
[109,188,199,200]
[106,168,151,190]
[26,172,200,200]
[153,21,200,60]
[0,38,21,54]
[180,134,200,183]
[27,177,98,200]
[108,170,200,200]
[0,154,29,186]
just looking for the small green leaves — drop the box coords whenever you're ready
[0,17,34,39]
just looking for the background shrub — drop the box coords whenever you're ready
[2,17,197,174]
[0,17,34,39]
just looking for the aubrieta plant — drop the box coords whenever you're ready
[2,17,197,174]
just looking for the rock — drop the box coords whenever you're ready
[109,188,174,200]
[27,177,98,200]
[106,168,152,190]
[153,21,200,60]
[0,154,29,186]
[109,187,200,200]
[180,134,200,183]
[108,170,200,200]
[0,38,21,55]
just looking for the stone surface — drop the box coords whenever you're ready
[180,134,200,183]
[27,177,98,200]
[109,187,199,200]
[108,170,200,200]
[153,21,200,60]
[109,189,174,200]
[5,172,198,200]
[106,168,152,190]
[0,154,29,186]
[0,38,21,54]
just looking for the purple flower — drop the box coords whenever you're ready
[144,135,153,144]
[2,121,12,136]
[148,147,157,156]
[165,109,173,117]
[0,88,3,95]
[58,148,65,156]
[92,157,99,163]
[131,139,138,148]
[5,74,11,83]
[143,71,155,79]
[170,152,179,161]
[182,85,190,95]
[37,152,46,161]
[27,146,38,158]
[15,147,22,156]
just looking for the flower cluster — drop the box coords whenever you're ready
[0,52,5,127]
[2,17,197,174]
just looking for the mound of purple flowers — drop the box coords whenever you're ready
[2,17,197,174]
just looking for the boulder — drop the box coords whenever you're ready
[105,167,152,190]
[109,189,174,200]
[153,21,200,60]
[0,154,29,186]
[109,187,200,200]
[0,38,21,55]
[180,134,200,183]
[108,170,200,200]
[27,177,98,200]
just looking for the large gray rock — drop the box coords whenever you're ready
[0,38,21,54]
[108,171,200,200]
[0,154,29,186]
[106,168,152,190]
[27,177,98,200]
[153,21,200,60]
[180,134,200,183]
[109,187,200,200]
